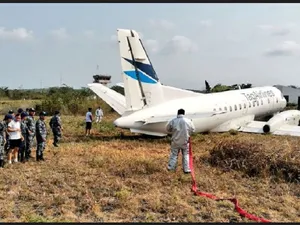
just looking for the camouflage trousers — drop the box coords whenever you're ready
[26,133,35,158]
[0,136,4,160]
[36,141,46,157]
[18,138,27,162]
[52,128,61,145]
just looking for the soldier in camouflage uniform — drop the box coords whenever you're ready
[35,111,47,161]
[19,112,28,163]
[49,110,62,147]
[0,117,7,168]
[3,114,12,154]
[26,108,36,160]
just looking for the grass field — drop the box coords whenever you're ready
[0,112,299,222]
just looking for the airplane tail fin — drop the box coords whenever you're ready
[117,29,164,111]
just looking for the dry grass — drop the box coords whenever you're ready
[208,137,300,183]
[0,113,299,222]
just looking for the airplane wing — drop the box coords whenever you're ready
[137,111,226,125]
[238,121,300,137]
[87,83,126,115]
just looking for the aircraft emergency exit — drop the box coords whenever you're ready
[88,29,300,137]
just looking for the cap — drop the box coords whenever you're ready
[8,110,14,114]
[21,112,28,118]
[29,108,35,112]
[39,111,47,116]
[17,108,24,113]
[4,114,13,120]
[54,110,60,115]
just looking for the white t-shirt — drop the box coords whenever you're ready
[8,120,21,140]
[86,111,92,122]
[95,109,103,117]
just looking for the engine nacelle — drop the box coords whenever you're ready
[263,110,300,133]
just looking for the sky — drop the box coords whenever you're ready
[0,3,300,90]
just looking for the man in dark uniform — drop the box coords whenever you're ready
[3,114,11,154]
[26,108,36,160]
[35,111,47,161]
[19,112,28,163]
[0,116,7,168]
[49,110,62,147]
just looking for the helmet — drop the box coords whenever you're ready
[39,111,47,116]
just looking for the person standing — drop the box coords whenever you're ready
[35,111,47,161]
[3,114,11,154]
[26,108,36,160]
[85,108,93,136]
[0,117,7,168]
[19,112,28,163]
[166,109,195,174]
[95,106,104,123]
[49,110,62,147]
[7,113,22,164]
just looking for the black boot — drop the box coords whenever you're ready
[36,155,40,161]
[0,160,4,168]
[40,153,45,161]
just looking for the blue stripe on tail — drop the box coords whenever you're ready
[123,57,159,82]
[124,70,157,84]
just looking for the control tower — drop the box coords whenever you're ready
[93,74,111,86]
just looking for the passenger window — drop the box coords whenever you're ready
[261,99,263,105]
[244,103,246,109]
[276,98,278,103]
[253,101,255,107]
[268,98,270,104]
[224,106,227,111]
[257,101,259,106]
[239,104,242,110]
[219,107,222,111]
[230,106,232,112]
[213,108,216,111]
[234,105,237,111]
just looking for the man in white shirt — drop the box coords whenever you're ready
[85,108,93,136]
[95,106,104,123]
[7,113,23,164]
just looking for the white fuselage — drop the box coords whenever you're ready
[114,86,287,134]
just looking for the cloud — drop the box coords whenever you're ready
[159,35,198,55]
[258,23,296,36]
[200,20,212,27]
[49,28,69,40]
[264,41,300,57]
[149,19,175,30]
[144,39,160,53]
[0,27,33,41]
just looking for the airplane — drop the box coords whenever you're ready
[87,29,300,137]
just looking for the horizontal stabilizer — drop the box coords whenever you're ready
[87,83,126,115]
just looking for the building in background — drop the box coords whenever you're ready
[274,85,300,105]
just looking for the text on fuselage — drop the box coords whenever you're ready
[241,90,275,101]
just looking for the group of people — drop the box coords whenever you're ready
[0,104,193,173]
[0,108,63,168]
